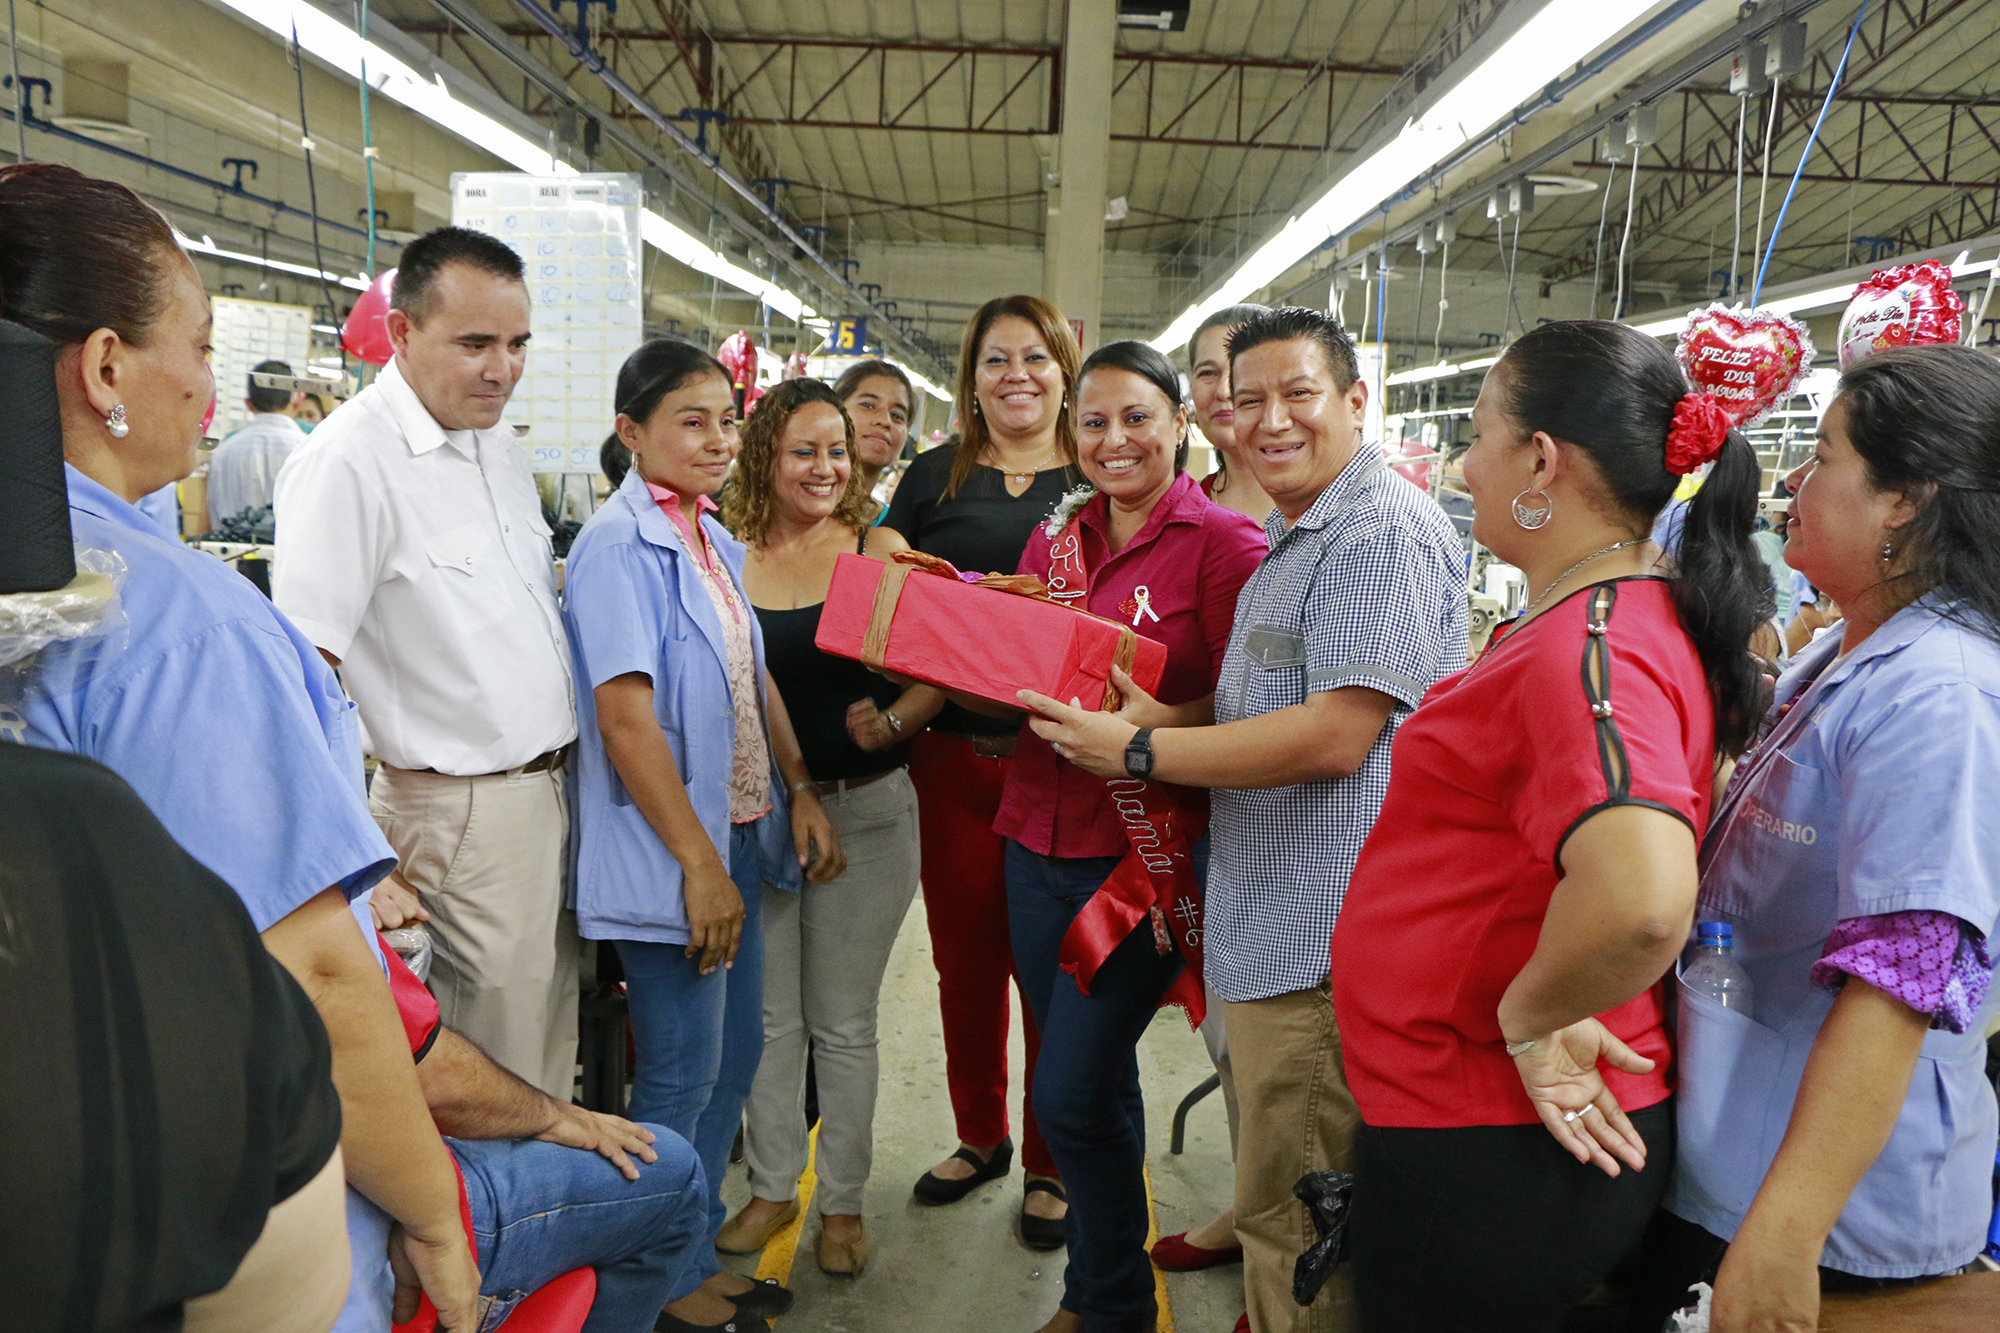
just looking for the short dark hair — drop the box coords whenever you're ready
[248,359,294,412]
[614,337,730,426]
[1226,306,1359,390]
[1079,339,1191,473]
[390,226,525,325]
[1836,344,2000,650]
[0,162,180,348]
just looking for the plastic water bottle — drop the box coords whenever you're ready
[1682,921,1754,1014]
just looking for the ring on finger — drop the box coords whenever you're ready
[1563,1108,1585,1123]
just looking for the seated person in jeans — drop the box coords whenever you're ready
[382,942,718,1332]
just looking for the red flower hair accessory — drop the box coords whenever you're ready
[1665,393,1731,476]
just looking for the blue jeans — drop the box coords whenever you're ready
[613,821,770,1300]
[452,1129,707,1333]
[1007,840,1186,1333]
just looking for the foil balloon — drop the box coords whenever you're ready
[1837,260,1964,370]
[341,268,398,367]
[1674,304,1814,429]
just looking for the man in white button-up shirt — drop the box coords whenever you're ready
[206,359,307,525]
[275,227,580,1096]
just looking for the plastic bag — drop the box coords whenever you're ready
[1291,1169,1355,1305]
[0,547,128,670]
[382,926,435,983]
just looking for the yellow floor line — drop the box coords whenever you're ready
[1144,1161,1177,1333]
[752,1123,818,1312]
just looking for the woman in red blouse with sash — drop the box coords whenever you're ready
[1000,341,1265,1332]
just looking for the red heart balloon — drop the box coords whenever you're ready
[341,268,398,368]
[1674,304,1814,429]
[1836,260,1964,370]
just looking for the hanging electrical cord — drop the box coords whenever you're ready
[1589,156,1619,319]
[1753,0,1872,305]
[1433,232,1450,363]
[1728,93,1749,299]
[1613,150,1641,320]
[356,0,378,280]
[6,0,24,162]
[1749,75,1783,291]
[290,23,347,332]
[1410,239,1429,371]
[1505,212,1528,338]
[1375,233,1390,419]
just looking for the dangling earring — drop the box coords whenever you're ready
[1880,539,1895,564]
[106,404,130,438]
[1512,488,1554,530]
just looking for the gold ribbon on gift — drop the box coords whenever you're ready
[861,551,1138,709]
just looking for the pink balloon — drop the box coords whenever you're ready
[1381,438,1433,491]
[1673,304,1814,429]
[341,269,398,367]
[716,330,757,390]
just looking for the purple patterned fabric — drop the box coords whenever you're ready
[1810,910,1994,1034]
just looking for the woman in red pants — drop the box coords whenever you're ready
[883,293,1082,1248]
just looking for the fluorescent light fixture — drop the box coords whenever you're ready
[1384,354,1500,387]
[179,229,370,290]
[1151,0,1659,353]
[215,0,830,328]
[904,366,952,403]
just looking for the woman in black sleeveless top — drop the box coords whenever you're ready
[718,378,942,1277]
[881,295,1083,1247]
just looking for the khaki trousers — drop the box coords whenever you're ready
[1227,988,1360,1333]
[370,762,579,1097]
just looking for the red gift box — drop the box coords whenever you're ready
[814,553,1167,711]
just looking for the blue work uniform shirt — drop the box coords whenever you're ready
[1670,596,2000,1277]
[5,466,395,925]
[562,467,799,946]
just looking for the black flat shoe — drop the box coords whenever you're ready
[1019,1177,1067,1251]
[912,1137,1014,1205]
[654,1311,753,1332]
[724,1278,794,1320]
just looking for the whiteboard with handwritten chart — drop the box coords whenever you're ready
[450,172,643,474]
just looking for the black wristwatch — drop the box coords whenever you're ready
[1124,727,1156,779]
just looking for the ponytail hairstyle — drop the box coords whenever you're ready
[1498,320,1772,755]
[0,162,181,347]
[614,337,730,425]
[1834,344,2000,647]
[1078,339,1190,472]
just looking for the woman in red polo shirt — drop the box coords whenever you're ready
[1327,321,1772,1331]
[995,340,1265,1330]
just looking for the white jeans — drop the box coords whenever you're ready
[743,767,920,1216]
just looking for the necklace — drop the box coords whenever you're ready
[992,443,1061,487]
[1473,538,1644,670]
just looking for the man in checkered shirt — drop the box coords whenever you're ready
[1026,306,1467,1332]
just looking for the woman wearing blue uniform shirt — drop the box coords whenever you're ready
[0,161,483,1331]
[1636,344,2000,1331]
[564,338,843,1333]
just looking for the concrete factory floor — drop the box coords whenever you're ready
[710,895,1247,1332]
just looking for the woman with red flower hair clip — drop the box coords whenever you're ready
[1327,320,1773,1330]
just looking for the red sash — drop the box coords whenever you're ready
[1042,513,1210,1029]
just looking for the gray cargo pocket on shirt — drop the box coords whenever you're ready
[1242,625,1307,668]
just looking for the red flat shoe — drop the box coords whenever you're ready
[1149,1231,1244,1271]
